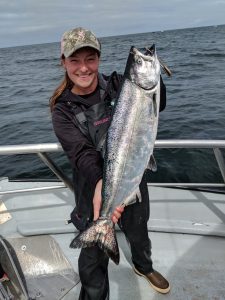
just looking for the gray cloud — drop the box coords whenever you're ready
[0,0,225,48]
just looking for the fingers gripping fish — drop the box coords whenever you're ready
[70,45,161,265]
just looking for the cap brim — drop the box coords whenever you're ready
[64,44,101,58]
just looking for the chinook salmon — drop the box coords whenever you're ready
[70,45,161,264]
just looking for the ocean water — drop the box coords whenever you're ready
[0,25,225,184]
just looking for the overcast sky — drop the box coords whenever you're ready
[1,0,225,48]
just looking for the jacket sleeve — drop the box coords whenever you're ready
[52,105,103,188]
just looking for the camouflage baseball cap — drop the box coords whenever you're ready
[61,27,101,58]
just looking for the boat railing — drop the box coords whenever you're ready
[0,140,225,195]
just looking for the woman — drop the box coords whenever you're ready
[50,27,170,300]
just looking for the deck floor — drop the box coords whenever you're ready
[1,178,225,299]
[53,231,225,300]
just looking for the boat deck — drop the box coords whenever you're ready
[1,178,225,299]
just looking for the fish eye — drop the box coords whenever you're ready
[135,56,142,64]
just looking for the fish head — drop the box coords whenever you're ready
[125,45,160,90]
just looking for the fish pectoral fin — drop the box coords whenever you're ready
[147,154,157,172]
[136,188,142,202]
[122,187,142,206]
[152,93,158,117]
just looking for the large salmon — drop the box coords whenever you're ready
[70,45,161,264]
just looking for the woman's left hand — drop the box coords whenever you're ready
[111,206,124,224]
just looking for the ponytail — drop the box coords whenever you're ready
[49,72,73,112]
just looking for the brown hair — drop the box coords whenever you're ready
[49,71,73,112]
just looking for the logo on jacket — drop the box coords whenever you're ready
[94,117,110,126]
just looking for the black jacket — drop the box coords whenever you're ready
[52,72,166,226]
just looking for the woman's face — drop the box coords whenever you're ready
[62,47,100,95]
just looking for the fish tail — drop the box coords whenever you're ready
[70,218,120,265]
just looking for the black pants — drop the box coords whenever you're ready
[78,175,153,300]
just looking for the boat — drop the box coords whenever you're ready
[1,140,225,300]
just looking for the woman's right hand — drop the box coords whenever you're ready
[93,179,124,224]
[93,179,103,221]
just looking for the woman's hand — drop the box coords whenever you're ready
[93,179,103,221]
[111,206,124,224]
[93,179,124,224]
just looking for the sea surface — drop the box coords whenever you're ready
[0,25,225,185]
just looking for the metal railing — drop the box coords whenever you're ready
[0,140,225,195]
[150,140,225,188]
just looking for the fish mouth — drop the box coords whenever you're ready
[144,45,156,56]
[131,44,156,61]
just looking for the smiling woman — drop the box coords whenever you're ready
[49,26,170,300]
[62,48,100,95]
[49,27,102,110]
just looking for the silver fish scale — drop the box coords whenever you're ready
[70,47,161,264]
[101,49,161,216]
